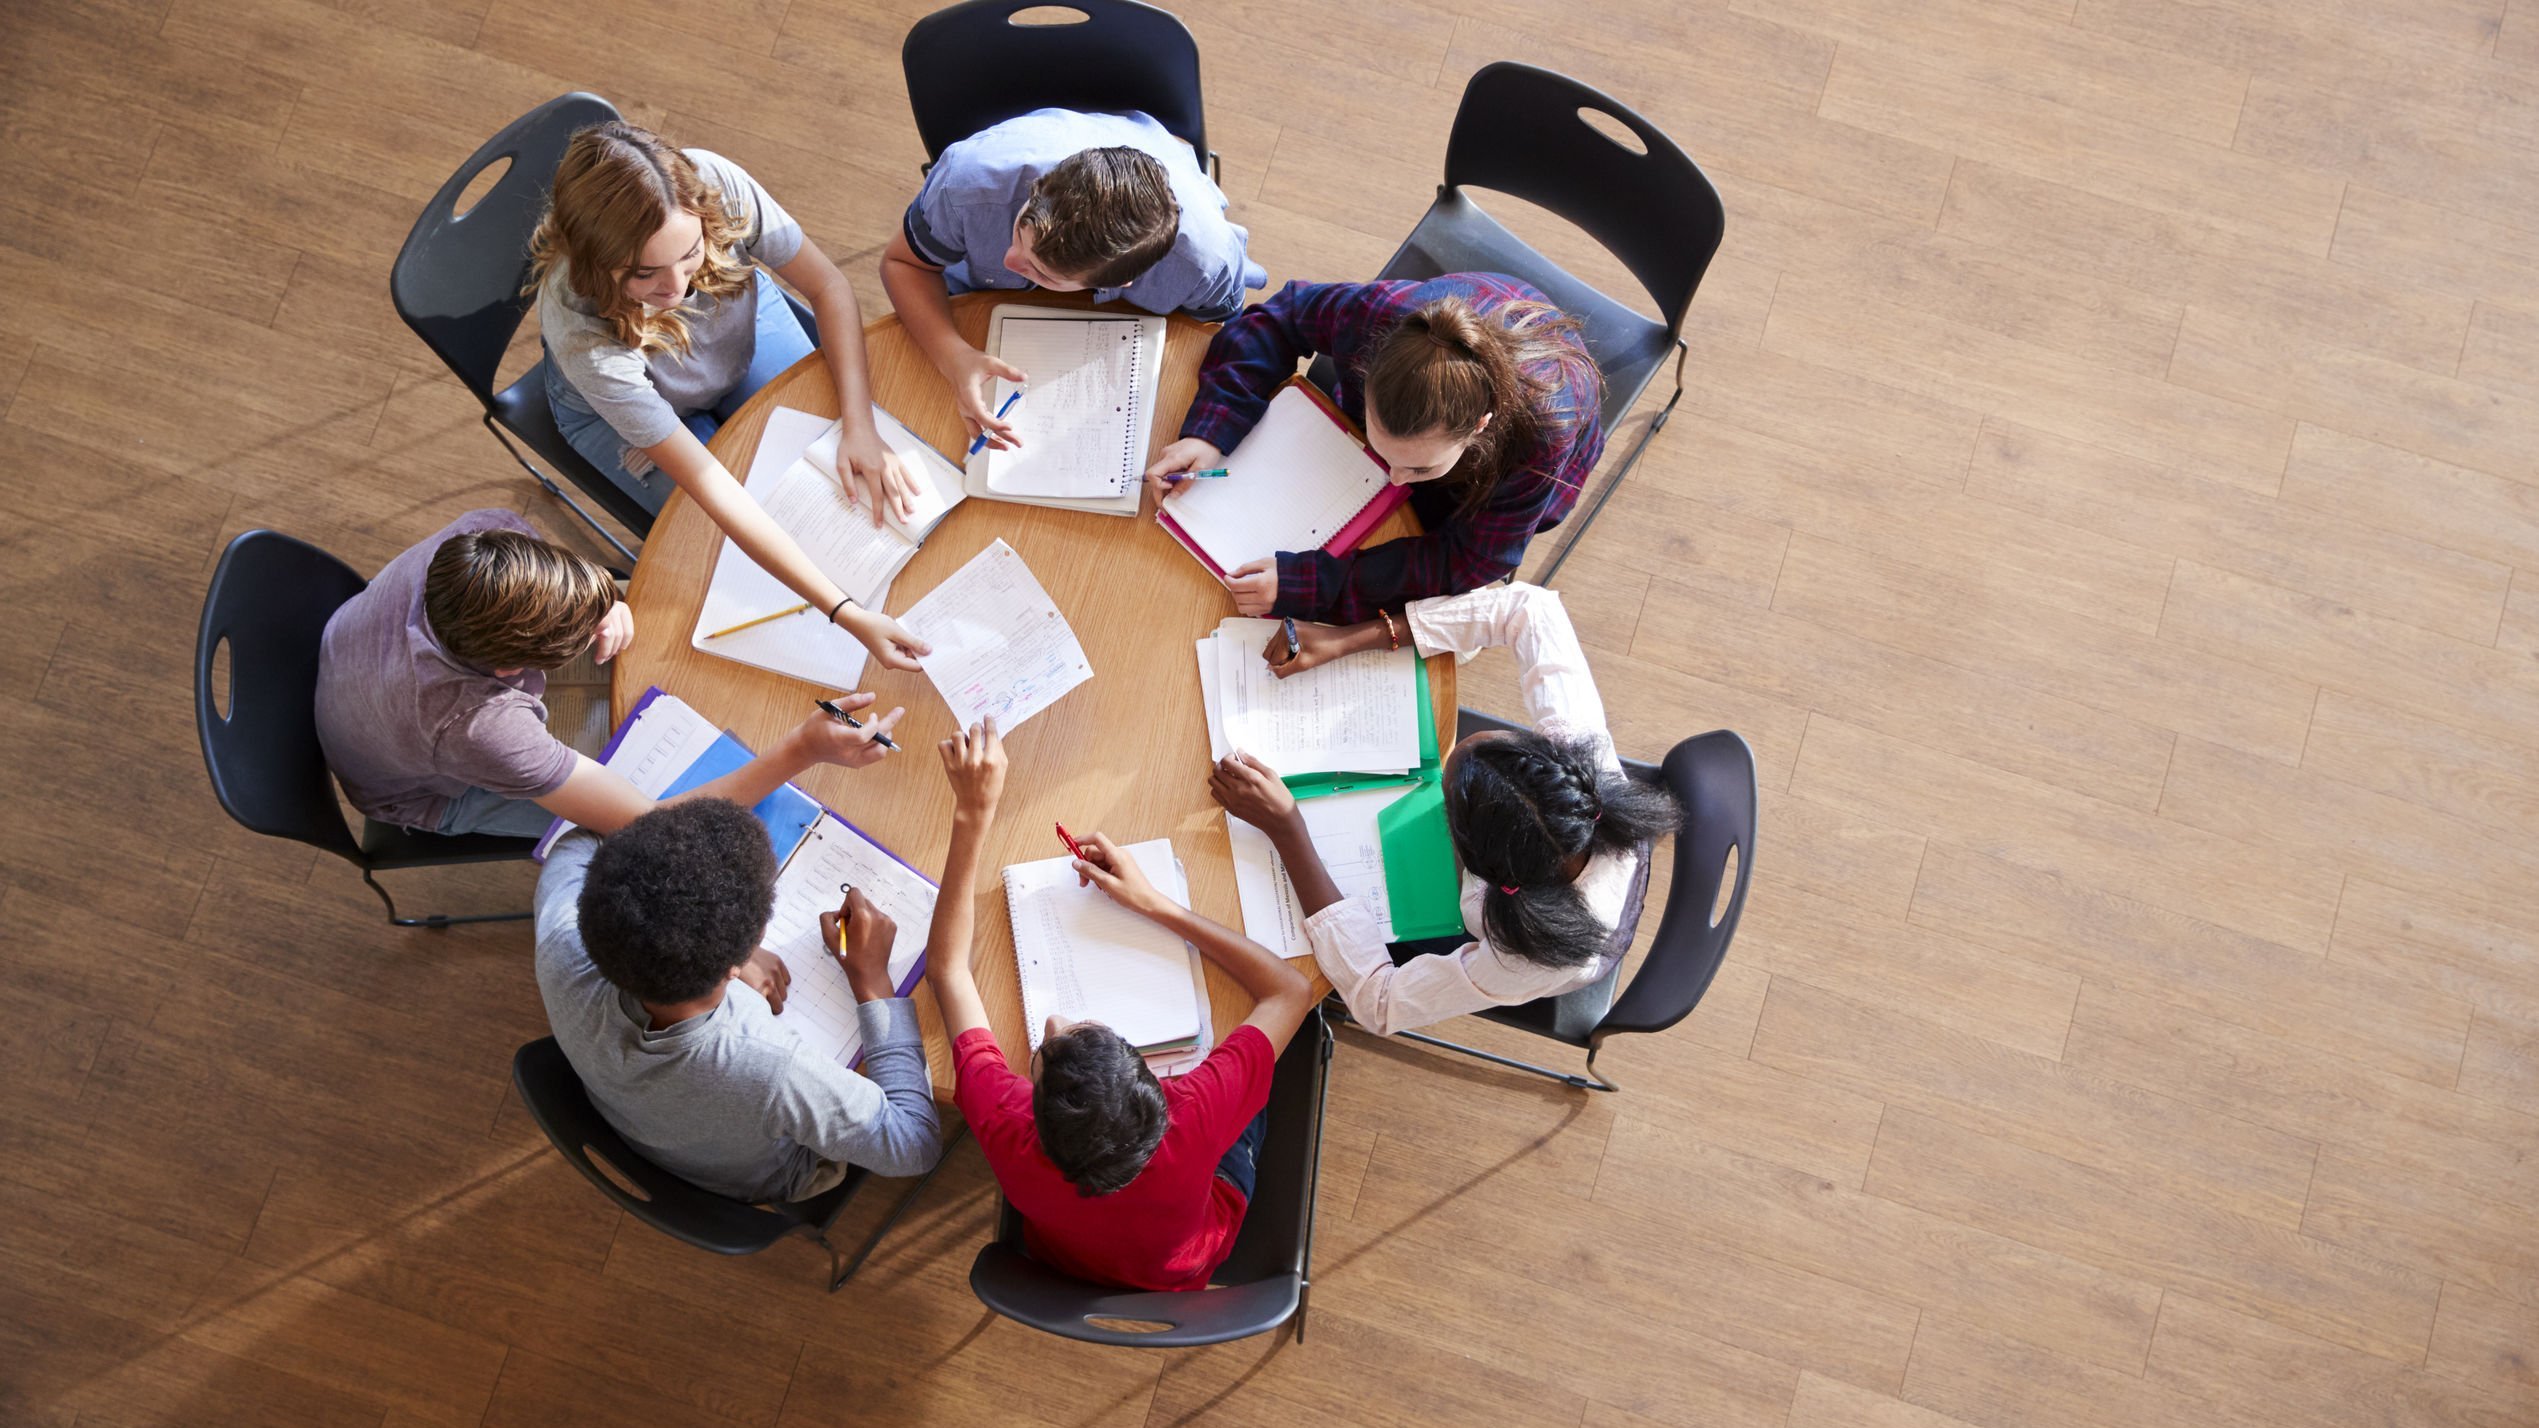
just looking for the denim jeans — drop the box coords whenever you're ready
[1213,1106,1271,1200]
[544,269,818,488]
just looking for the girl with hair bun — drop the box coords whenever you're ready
[1148,276,1605,622]
[1206,581,1681,1035]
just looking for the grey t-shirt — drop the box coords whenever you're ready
[539,149,806,464]
[313,508,578,831]
[533,832,941,1203]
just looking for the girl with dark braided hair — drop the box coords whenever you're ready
[1207,583,1681,1035]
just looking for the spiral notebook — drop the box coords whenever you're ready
[1006,838,1211,1059]
[961,306,1163,518]
[1157,378,1409,580]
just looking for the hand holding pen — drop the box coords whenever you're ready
[813,693,901,759]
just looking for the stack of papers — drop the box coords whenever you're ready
[690,404,969,688]
[1006,839,1213,1073]
[899,539,1093,733]
[1193,617,1421,776]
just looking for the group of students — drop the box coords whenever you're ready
[312,107,1681,1292]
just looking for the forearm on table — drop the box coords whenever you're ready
[1267,820,1345,916]
[652,439,849,613]
[1152,903,1308,1007]
[879,251,972,372]
[665,727,809,813]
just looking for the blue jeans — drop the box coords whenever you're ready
[545,269,817,488]
[1213,1107,1270,1200]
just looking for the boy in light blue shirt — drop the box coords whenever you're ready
[879,108,1267,453]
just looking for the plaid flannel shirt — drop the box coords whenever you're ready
[1179,276,1606,623]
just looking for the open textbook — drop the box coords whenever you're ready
[690,404,969,687]
[899,539,1092,732]
[1007,839,1212,1074]
[1193,616,1421,776]
[1156,377,1408,580]
[534,689,935,1069]
[962,306,1163,517]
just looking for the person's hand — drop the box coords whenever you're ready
[949,345,1025,451]
[1071,830,1169,919]
[590,601,636,664]
[821,887,899,1002]
[939,717,1008,821]
[839,605,930,673]
[1142,437,1223,505]
[1209,751,1301,836]
[834,423,921,526]
[795,695,902,770]
[1225,558,1278,617]
[731,946,792,1014]
[1260,620,1361,679]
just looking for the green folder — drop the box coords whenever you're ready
[1376,774,1465,941]
[1284,654,1439,803]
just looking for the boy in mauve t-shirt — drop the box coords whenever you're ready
[921,720,1315,1292]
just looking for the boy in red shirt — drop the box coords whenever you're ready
[924,720,1317,1292]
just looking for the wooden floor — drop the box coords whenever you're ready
[6,0,2539,1422]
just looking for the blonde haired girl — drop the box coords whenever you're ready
[533,120,928,670]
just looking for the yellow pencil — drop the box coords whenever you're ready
[703,601,814,639]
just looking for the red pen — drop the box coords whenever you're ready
[1055,822,1088,861]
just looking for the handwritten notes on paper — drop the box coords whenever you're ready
[1197,617,1420,776]
[757,812,940,1069]
[899,539,1092,732]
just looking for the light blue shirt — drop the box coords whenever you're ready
[903,108,1264,321]
[533,832,941,1202]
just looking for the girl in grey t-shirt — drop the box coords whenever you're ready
[532,119,928,674]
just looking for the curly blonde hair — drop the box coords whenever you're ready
[527,121,753,357]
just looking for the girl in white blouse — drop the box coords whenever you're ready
[1207,582,1683,1035]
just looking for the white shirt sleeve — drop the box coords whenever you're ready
[1304,881,1606,1037]
[1405,583,1619,773]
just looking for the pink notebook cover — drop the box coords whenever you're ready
[1155,377,1410,581]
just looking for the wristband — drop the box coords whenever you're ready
[828,595,853,626]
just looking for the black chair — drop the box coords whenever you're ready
[901,0,1219,182]
[1343,712,1756,1092]
[513,1038,960,1291]
[194,530,538,929]
[391,95,828,562]
[967,1010,1331,1346]
[1338,62,1726,585]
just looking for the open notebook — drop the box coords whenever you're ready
[962,305,1164,518]
[1157,377,1409,580]
[691,404,969,688]
[1006,839,1211,1063]
[535,689,935,1069]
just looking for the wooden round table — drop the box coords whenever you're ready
[617,293,1454,1097]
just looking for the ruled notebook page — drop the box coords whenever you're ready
[1007,840,1203,1052]
[983,315,1147,497]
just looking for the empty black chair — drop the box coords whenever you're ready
[967,1010,1331,1345]
[512,1037,958,1290]
[1343,713,1756,1092]
[901,0,1218,180]
[1344,62,1726,584]
[194,530,536,928]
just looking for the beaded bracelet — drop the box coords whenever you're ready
[1379,608,1400,652]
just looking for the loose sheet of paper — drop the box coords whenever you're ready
[1208,617,1419,776]
[800,405,968,542]
[899,539,1092,731]
[1226,784,1413,953]
[691,405,876,688]
[983,316,1147,497]
[1007,839,1206,1053]
[1161,383,1391,573]
[532,692,726,857]
[757,812,941,1069]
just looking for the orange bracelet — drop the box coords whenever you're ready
[1379,608,1399,652]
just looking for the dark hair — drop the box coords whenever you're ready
[1033,1023,1170,1196]
[1443,729,1681,969]
[1017,146,1180,288]
[577,800,777,1003]
[423,528,618,671]
[1362,294,1601,518]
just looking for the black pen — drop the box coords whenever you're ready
[815,697,897,751]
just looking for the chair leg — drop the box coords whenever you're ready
[360,869,532,930]
[1355,1024,1619,1093]
[1534,340,1688,588]
[820,1126,970,1293]
[481,414,638,568]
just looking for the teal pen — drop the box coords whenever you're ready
[1168,466,1232,483]
[967,390,1023,455]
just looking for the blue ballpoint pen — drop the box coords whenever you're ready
[967,390,1023,455]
